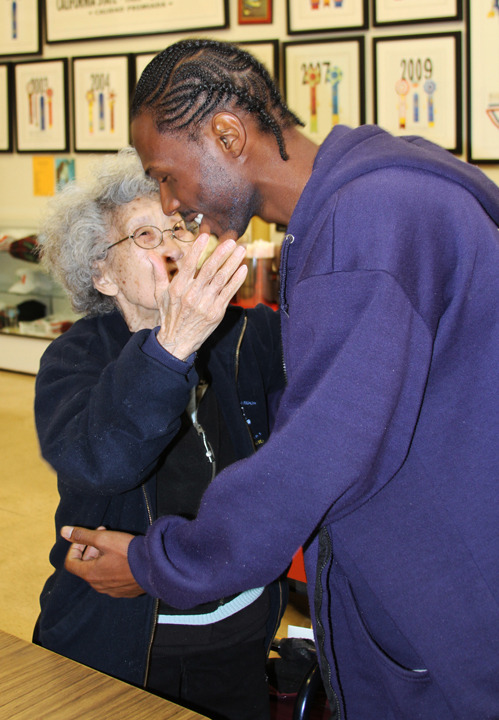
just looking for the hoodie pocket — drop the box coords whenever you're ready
[340,573,430,684]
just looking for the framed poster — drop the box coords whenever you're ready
[14,59,69,153]
[287,0,367,34]
[373,33,462,153]
[373,0,462,26]
[467,0,499,163]
[73,55,131,152]
[238,0,272,24]
[284,38,365,144]
[0,0,41,59]
[0,64,13,152]
[238,40,279,80]
[45,0,228,43]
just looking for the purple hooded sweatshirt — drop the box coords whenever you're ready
[130,125,499,719]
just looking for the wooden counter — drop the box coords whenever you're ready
[0,630,206,719]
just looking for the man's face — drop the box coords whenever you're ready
[131,112,260,240]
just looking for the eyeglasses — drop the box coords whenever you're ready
[106,219,199,251]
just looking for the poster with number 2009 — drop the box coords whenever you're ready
[374,33,462,154]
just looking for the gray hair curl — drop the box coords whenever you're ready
[37,146,159,316]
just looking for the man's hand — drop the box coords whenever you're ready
[61,526,145,598]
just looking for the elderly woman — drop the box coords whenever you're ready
[33,148,286,720]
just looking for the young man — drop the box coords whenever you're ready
[62,39,499,719]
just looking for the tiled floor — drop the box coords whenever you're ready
[0,369,311,645]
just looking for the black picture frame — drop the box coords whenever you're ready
[373,0,462,27]
[45,0,228,44]
[238,0,272,24]
[0,0,41,60]
[287,0,368,34]
[0,64,13,153]
[14,58,69,154]
[72,54,132,153]
[466,0,499,163]
[373,32,462,154]
[283,37,366,144]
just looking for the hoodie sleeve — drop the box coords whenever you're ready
[35,319,198,495]
[128,267,433,607]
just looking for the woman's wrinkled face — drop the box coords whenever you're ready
[93,196,192,329]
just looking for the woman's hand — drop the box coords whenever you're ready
[151,233,247,360]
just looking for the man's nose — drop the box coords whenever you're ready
[159,183,181,214]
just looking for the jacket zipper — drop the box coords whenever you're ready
[142,484,159,688]
[190,382,216,481]
[265,576,285,658]
[142,312,258,684]
[279,233,295,318]
[234,315,257,452]
[315,527,341,718]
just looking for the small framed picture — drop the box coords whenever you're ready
[237,40,279,80]
[467,0,499,163]
[373,33,462,153]
[238,0,272,24]
[373,0,462,26]
[0,64,13,152]
[45,0,228,43]
[284,38,365,144]
[73,55,132,153]
[287,0,367,34]
[14,59,69,153]
[0,0,41,59]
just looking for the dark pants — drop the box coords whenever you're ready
[147,636,271,720]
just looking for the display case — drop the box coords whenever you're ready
[0,229,77,374]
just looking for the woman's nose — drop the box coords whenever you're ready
[159,183,181,214]
[155,233,184,263]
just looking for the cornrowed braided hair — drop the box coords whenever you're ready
[131,38,304,161]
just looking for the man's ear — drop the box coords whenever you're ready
[211,112,247,158]
[92,262,119,298]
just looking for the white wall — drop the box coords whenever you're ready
[0,0,498,230]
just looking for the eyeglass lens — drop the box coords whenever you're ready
[132,220,198,248]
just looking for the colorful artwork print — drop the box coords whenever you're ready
[285,40,363,143]
[375,34,460,151]
[26,78,54,132]
[85,78,116,136]
[238,0,272,23]
[287,0,365,33]
[309,1,344,8]
[393,60,437,131]
[0,0,39,57]
[373,0,460,24]
[73,56,130,152]
[485,3,499,130]
[15,60,67,152]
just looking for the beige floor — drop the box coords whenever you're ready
[0,369,59,641]
[0,369,310,645]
